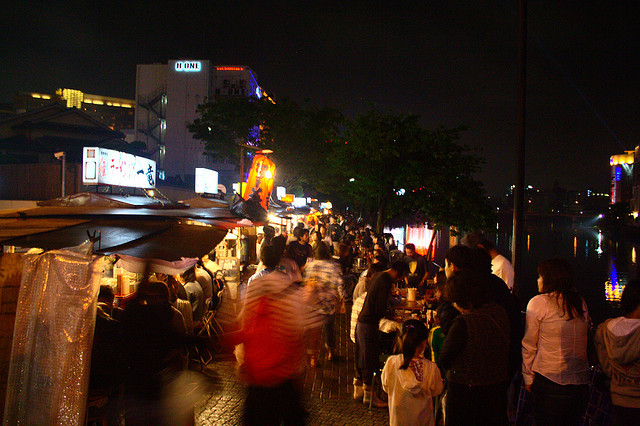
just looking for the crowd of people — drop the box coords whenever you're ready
[87,214,640,426]
[240,216,640,426]
[88,256,225,424]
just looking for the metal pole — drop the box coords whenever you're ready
[512,0,527,297]
[61,153,66,197]
[239,146,245,196]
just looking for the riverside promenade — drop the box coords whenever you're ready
[194,304,390,425]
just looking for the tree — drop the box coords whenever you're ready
[189,99,493,234]
[188,96,344,193]
[189,96,262,162]
[327,108,494,233]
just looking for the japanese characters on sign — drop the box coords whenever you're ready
[83,147,156,189]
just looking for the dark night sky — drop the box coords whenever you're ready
[2,1,639,196]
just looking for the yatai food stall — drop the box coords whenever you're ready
[0,148,272,424]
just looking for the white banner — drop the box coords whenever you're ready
[83,147,156,188]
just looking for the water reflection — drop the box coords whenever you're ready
[596,231,603,256]
[490,220,638,324]
[604,256,625,303]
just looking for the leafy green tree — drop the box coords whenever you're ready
[328,108,494,233]
[189,99,492,234]
[189,96,262,162]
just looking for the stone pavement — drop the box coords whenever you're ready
[194,303,390,425]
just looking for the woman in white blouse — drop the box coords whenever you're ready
[522,258,590,425]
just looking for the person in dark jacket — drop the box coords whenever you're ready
[356,261,409,407]
[439,269,510,426]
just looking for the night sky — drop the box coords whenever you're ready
[2,1,639,197]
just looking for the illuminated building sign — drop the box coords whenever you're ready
[83,147,156,189]
[175,61,202,72]
[195,168,219,194]
[276,186,286,199]
[216,66,245,71]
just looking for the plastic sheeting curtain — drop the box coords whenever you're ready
[3,249,102,425]
[406,226,435,258]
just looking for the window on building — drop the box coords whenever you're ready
[223,79,230,88]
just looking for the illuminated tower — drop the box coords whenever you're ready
[610,151,634,205]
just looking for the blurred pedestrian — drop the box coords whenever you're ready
[235,241,307,425]
[121,280,192,424]
[303,241,345,367]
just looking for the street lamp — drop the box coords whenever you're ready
[54,151,66,197]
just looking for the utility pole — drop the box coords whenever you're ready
[512,0,527,297]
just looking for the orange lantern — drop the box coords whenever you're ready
[242,154,276,210]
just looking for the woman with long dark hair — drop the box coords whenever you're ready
[522,258,590,425]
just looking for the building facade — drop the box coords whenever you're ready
[610,151,634,205]
[13,89,135,135]
[135,60,262,187]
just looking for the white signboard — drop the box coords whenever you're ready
[83,147,156,188]
[174,61,201,72]
[293,197,307,207]
[276,186,286,199]
[195,168,219,194]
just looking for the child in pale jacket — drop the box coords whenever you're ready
[382,319,444,426]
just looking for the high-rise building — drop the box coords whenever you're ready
[135,60,263,186]
[610,151,634,205]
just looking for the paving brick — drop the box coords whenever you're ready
[194,303,389,425]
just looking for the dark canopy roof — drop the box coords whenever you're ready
[0,192,252,261]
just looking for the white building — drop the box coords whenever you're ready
[135,60,262,186]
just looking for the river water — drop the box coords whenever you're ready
[491,216,637,325]
[429,216,636,325]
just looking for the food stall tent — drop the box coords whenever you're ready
[0,192,256,424]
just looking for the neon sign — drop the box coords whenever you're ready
[175,61,202,72]
[216,66,244,71]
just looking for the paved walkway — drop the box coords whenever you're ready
[194,303,390,425]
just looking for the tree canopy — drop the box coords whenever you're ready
[189,97,494,233]
[328,109,494,233]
